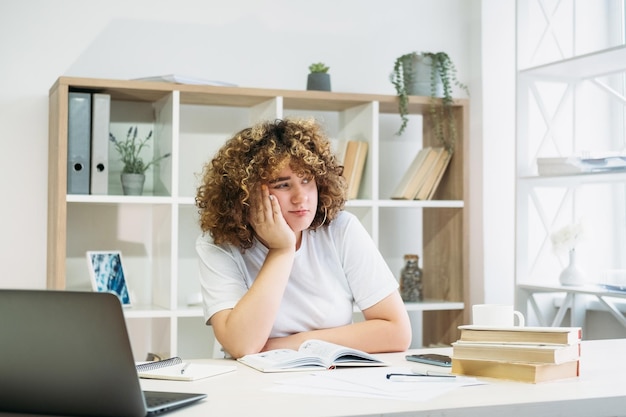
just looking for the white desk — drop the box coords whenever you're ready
[138,339,626,417]
[516,283,626,328]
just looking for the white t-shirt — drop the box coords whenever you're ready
[196,211,399,338]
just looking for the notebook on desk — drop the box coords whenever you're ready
[0,289,207,417]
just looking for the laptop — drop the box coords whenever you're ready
[0,289,207,416]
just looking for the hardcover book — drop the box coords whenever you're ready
[391,147,441,200]
[342,140,368,200]
[457,325,582,345]
[237,339,387,373]
[415,148,452,200]
[451,357,580,383]
[452,341,580,364]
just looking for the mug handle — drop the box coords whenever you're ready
[513,310,525,327]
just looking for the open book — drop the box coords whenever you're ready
[237,340,388,373]
[136,357,236,381]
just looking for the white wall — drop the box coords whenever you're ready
[0,0,510,311]
[480,1,516,304]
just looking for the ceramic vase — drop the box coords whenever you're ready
[559,248,586,286]
[121,173,145,196]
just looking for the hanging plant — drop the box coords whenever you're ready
[390,51,469,153]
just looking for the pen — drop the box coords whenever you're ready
[411,369,455,377]
[386,371,455,380]
[180,363,190,375]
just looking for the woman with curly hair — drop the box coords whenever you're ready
[196,118,411,359]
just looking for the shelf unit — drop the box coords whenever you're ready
[515,1,626,329]
[48,76,470,359]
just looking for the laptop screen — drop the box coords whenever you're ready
[0,289,205,417]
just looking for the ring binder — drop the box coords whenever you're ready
[135,356,182,373]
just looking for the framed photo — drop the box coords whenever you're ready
[86,251,131,306]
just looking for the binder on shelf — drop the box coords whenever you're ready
[67,92,91,194]
[90,93,110,195]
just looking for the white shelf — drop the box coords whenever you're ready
[515,3,626,335]
[403,300,465,311]
[519,45,626,80]
[517,170,626,186]
[48,77,470,358]
[123,305,172,319]
[375,199,464,209]
[67,194,174,204]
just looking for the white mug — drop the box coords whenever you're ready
[472,304,525,327]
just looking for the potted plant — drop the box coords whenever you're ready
[109,126,171,195]
[390,51,469,152]
[307,62,331,91]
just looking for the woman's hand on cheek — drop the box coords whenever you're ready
[249,185,296,250]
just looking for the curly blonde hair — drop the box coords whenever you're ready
[196,118,347,249]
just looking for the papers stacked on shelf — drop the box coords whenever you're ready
[537,155,626,176]
[133,74,237,86]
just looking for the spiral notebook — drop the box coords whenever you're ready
[137,356,236,381]
[0,289,207,417]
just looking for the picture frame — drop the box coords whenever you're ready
[86,251,131,306]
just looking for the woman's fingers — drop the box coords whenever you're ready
[260,185,273,221]
[250,184,275,226]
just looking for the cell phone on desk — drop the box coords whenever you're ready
[405,353,452,367]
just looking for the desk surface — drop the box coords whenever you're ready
[138,338,626,417]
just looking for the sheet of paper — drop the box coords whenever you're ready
[268,367,483,401]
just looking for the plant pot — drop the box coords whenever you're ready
[402,53,444,97]
[307,73,331,91]
[121,173,145,196]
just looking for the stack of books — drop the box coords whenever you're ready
[451,325,582,383]
[391,146,452,200]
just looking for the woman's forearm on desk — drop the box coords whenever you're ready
[263,292,412,353]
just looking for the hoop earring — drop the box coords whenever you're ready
[315,207,328,230]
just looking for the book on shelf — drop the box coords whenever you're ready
[236,339,388,373]
[457,325,582,345]
[391,147,441,200]
[341,140,368,199]
[390,147,429,200]
[136,356,236,381]
[537,155,626,176]
[415,147,452,200]
[452,341,581,364]
[451,357,580,383]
